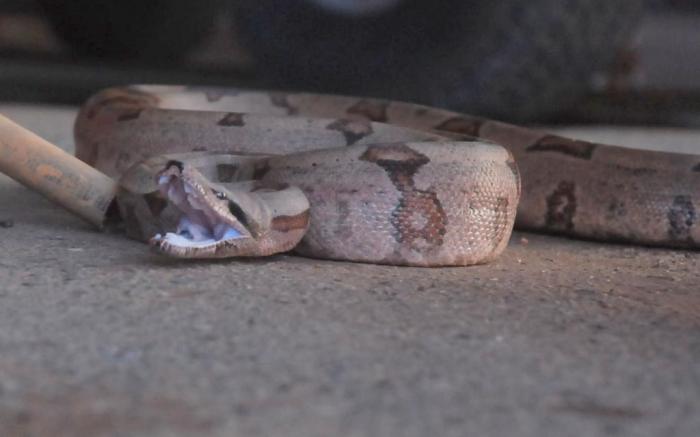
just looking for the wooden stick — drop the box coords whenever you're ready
[0,114,117,228]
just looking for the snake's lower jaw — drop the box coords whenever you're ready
[147,196,265,258]
[148,233,256,258]
[148,215,250,258]
[148,211,309,259]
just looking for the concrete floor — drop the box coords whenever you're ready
[0,105,699,437]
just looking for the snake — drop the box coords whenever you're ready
[73,85,700,267]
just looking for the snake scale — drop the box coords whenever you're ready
[74,85,700,267]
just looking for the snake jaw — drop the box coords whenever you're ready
[149,162,253,254]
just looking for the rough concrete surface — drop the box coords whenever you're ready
[0,104,699,437]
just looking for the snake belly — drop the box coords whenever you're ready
[74,85,700,266]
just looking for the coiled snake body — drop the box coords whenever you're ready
[75,85,700,266]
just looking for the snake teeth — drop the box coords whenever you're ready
[151,215,245,250]
[155,167,251,250]
[153,232,218,248]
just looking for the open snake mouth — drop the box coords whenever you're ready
[150,161,251,250]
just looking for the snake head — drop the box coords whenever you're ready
[118,154,310,259]
[150,160,254,254]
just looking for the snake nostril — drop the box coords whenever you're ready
[165,160,184,172]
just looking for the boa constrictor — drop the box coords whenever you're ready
[74,85,699,267]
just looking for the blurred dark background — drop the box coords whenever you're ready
[0,0,698,122]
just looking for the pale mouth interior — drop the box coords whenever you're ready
[152,174,248,249]
[154,216,244,248]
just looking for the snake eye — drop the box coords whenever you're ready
[211,189,227,200]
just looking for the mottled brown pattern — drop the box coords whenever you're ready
[667,195,696,242]
[606,199,627,220]
[217,112,245,127]
[216,164,238,182]
[252,161,271,180]
[271,210,311,233]
[612,164,657,176]
[434,116,484,137]
[527,135,597,159]
[185,86,241,102]
[73,85,700,265]
[116,109,143,122]
[546,181,577,231]
[360,144,448,250]
[203,90,224,102]
[347,100,389,123]
[84,87,159,120]
[326,119,373,146]
[269,93,298,115]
